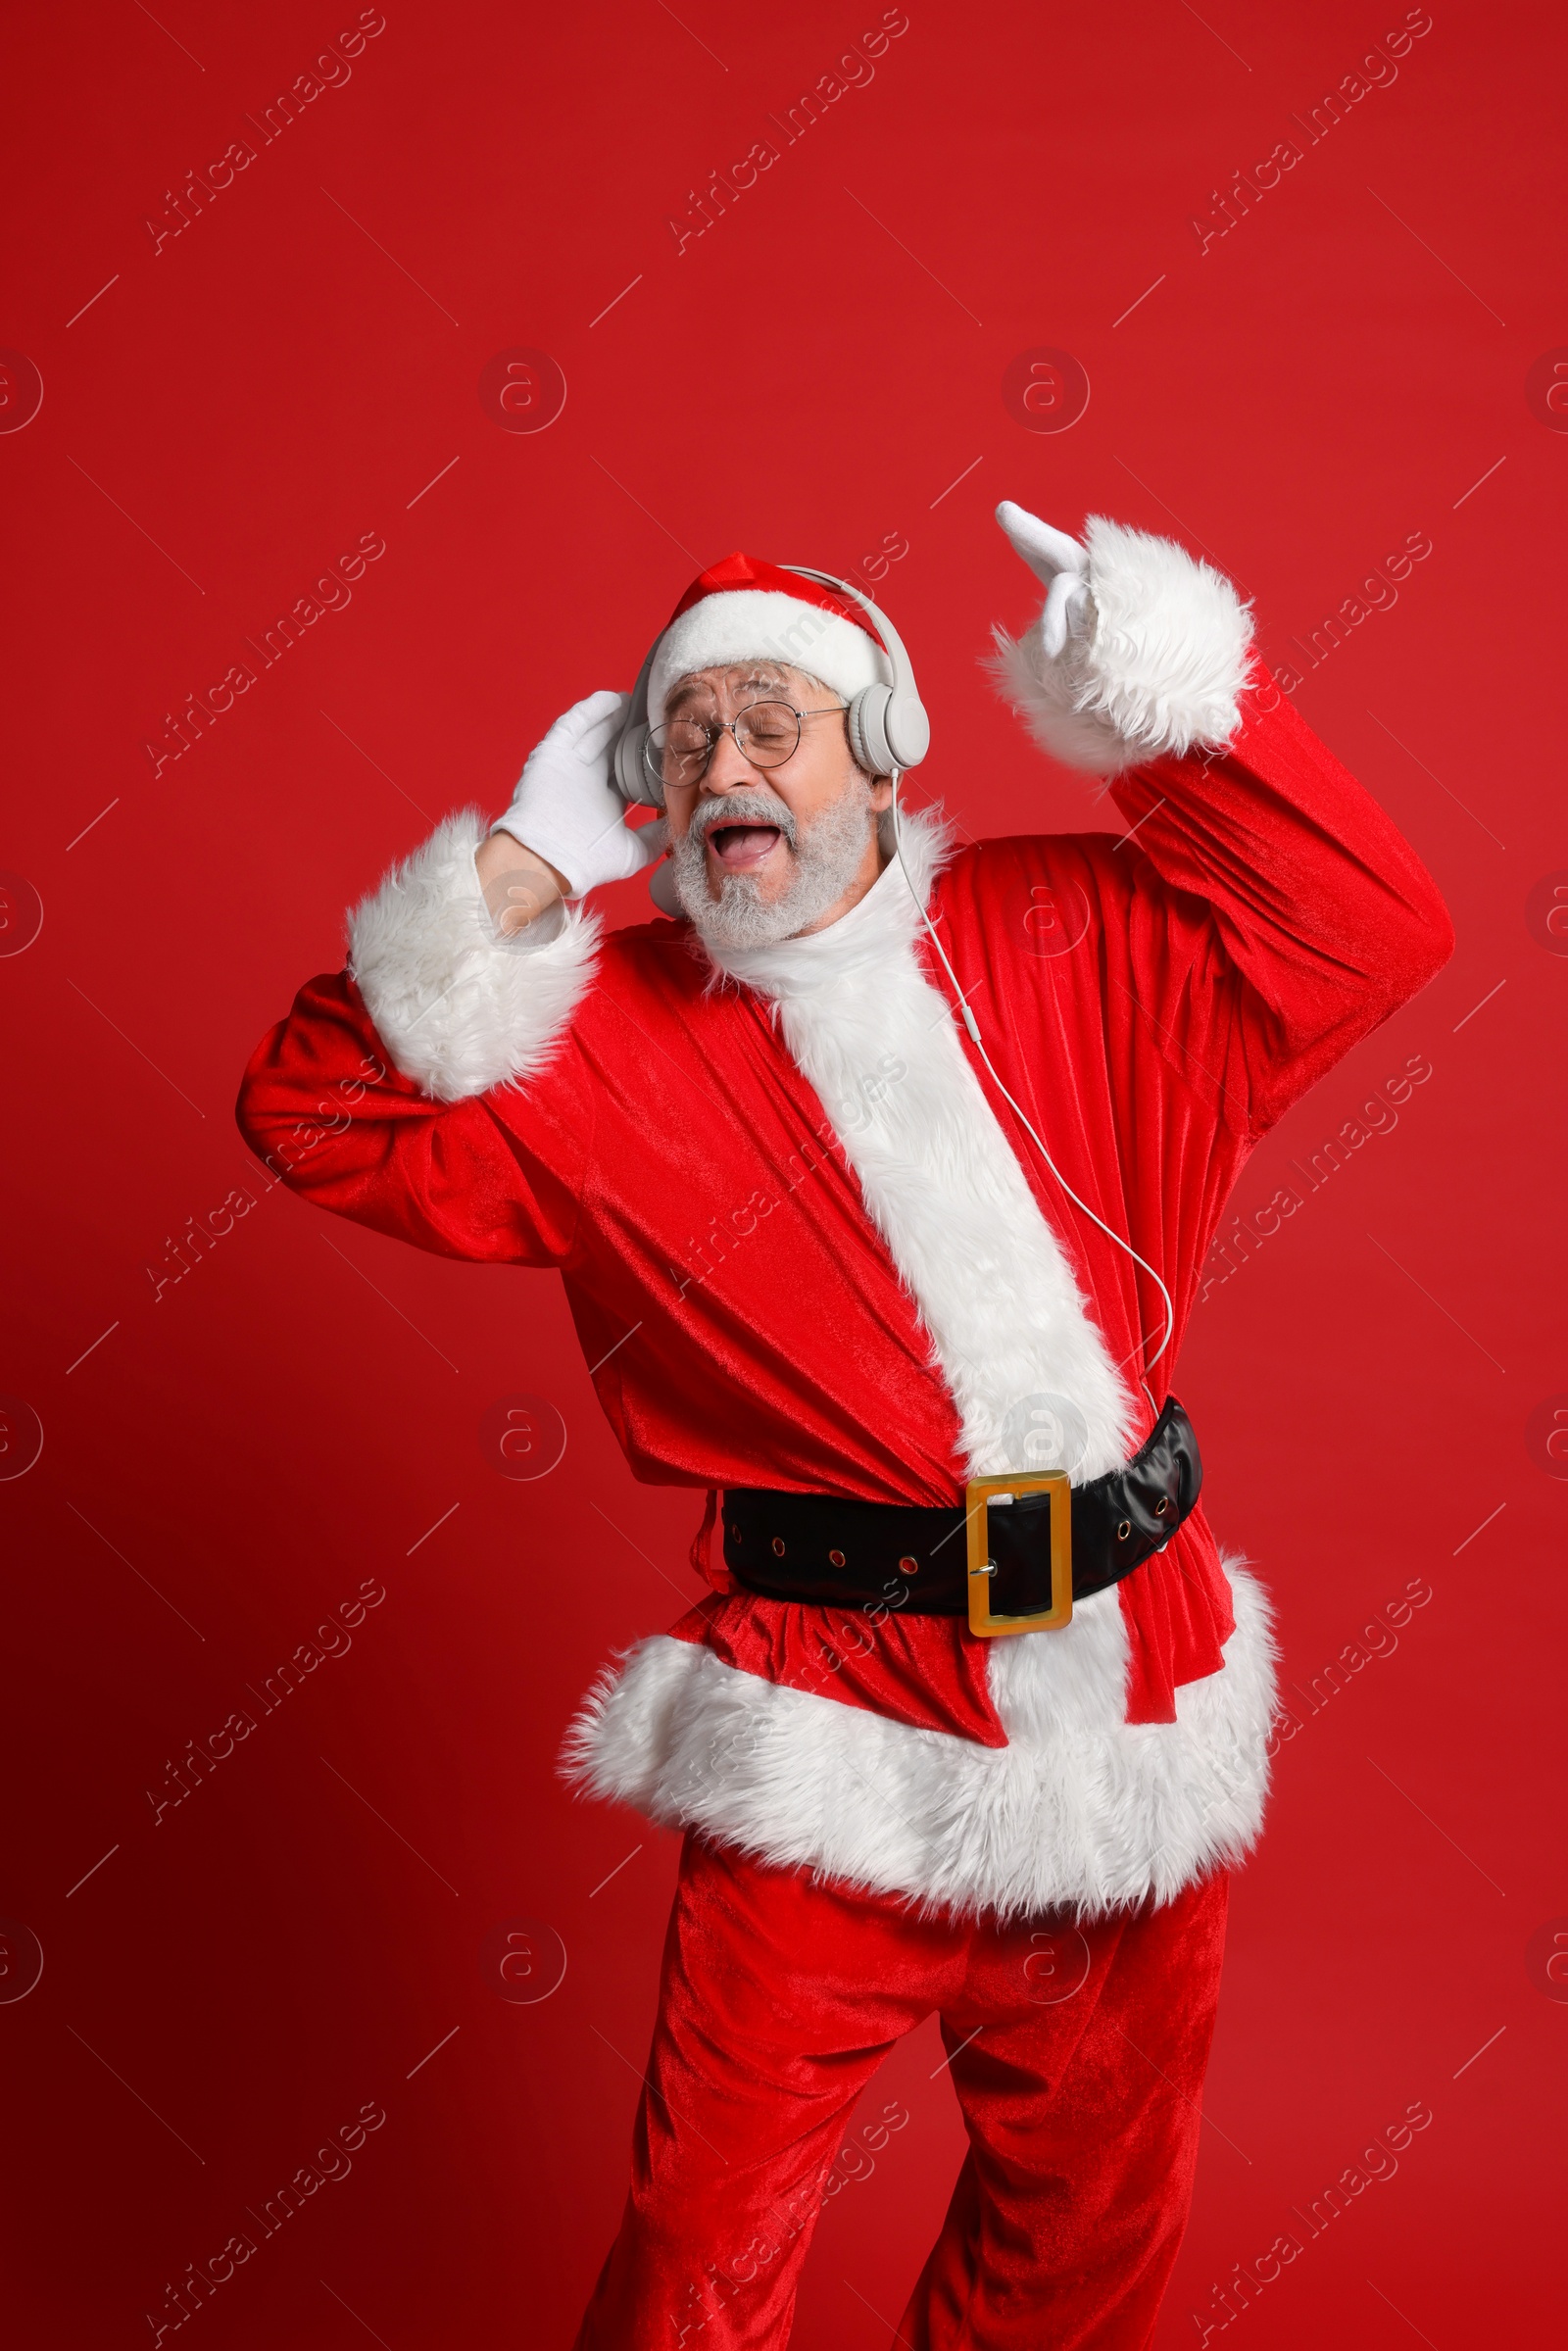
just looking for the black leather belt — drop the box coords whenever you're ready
[722,1396,1202,1637]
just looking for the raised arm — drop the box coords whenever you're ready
[235,692,661,1263]
[236,811,601,1264]
[990,503,1455,1135]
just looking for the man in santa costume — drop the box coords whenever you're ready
[237,503,1452,2348]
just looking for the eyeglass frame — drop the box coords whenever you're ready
[642,698,848,790]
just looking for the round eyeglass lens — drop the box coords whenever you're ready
[732,704,802,764]
[645,702,805,788]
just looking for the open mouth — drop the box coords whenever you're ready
[707,822,785,871]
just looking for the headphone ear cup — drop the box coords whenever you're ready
[614,721,662,807]
[847,682,930,775]
[885,687,931,770]
[847,684,894,777]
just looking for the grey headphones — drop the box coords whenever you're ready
[612,563,931,806]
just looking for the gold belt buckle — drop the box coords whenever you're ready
[965,1470,1073,1637]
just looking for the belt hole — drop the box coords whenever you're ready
[899,1553,919,1574]
[771,1537,786,1557]
[1117,1519,1132,1541]
[828,1548,845,1567]
[1153,1497,1169,1516]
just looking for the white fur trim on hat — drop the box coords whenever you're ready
[648,589,889,721]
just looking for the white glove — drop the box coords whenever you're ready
[995,502,1093,655]
[490,690,664,899]
[992,500,1252,771]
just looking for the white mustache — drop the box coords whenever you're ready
[689,788,799,849]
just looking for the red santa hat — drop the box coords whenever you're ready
[647,552,891,723]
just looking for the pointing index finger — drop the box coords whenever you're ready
[995,501,1085,584]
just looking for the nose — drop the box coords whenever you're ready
[703,724,759,790]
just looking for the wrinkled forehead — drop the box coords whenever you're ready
[664,661,835,715]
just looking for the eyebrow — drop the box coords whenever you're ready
[666,666,792,712]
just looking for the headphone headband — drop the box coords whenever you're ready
[612,562,929,806]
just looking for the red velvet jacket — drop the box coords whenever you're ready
[236,672,1453,1744]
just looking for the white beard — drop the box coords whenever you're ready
[670,775,877,948]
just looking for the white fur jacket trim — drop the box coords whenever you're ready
[562,817,1277,1919]
[989,514,1255,774]
[347,808,600,1102]
[703,808,1137,1484]
[562,1559,1274,1923]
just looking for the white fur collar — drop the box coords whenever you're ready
[702,807,1136,1482]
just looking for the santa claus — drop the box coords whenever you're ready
[237,503,1452,2348]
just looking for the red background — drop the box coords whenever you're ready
[2,1,1564,2342]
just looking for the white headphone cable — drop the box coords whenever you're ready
[888,771,1176,1376]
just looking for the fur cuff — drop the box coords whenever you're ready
[990,516,1254,775]
[560,1559,1277,1923]
[347,808,600,1102]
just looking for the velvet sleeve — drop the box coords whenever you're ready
[1099,673,1454,1139]
[234,966,591,1268]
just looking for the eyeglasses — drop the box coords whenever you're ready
[643,700,844,792]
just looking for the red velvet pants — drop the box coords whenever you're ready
[572,1834,1230,2349]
